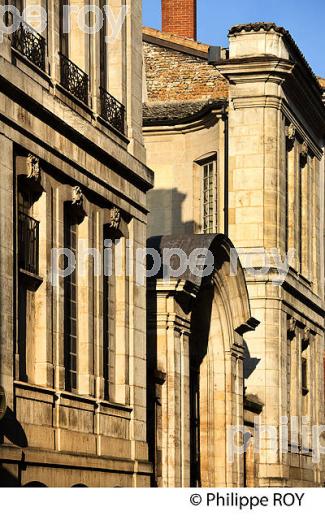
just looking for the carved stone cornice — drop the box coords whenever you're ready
[218,58,294,86]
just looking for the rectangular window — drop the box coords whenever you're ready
[301,357,307,395]
[103,234,116,401]
[285,143,289,252]
[18,190,39,276]
[201,161,217,233]
[17,185,40,382]
[301,339,309,397]
[64,206,78,392]
[60,0,69,56]
[100,0,107,90]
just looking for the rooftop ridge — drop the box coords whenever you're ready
[143,26,210,54]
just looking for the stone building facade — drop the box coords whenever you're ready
[0,0,154,487]
[143,13,325,487]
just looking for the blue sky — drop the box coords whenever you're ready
[143,0,325,77]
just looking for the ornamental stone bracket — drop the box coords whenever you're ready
[233,317,260,356]
[109,206,121,230]
[61,184,89,220]
[103,206,129,238]
[302,327,311,350]
[26,153,41,180]
[71,185,84,207]
[286,123,296,149]
[16,153,45,193]
[69,185,87,220]
[287,316,297,340]
[300,142,309,167]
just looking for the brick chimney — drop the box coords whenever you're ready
[162,0,197,40]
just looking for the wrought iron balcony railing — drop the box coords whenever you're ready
[18,211,39,276]
[12,21,46,71]
[100,87,125,134]
[60,53,89,105]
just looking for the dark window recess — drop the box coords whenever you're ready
[301,357,308,395]
[64,209,78,392]
[12,21,46,71]
[18,211,39,275]
[103,237,115,400]
[59,53,89,105]
[100,87,125,134]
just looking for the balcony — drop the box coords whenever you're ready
[18,211,39,276]
[60,54,89,106]
[100,87,125,134]
[12,21,46,71]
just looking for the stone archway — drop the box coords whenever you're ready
[24,481,47,487]
[147,233,259,488]
[189,237,254,487]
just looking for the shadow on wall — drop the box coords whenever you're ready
[0,465,20,487]
[243,341,261,380]
[0,408,28,487]
[0,408,28,448]
[148,188,195,237]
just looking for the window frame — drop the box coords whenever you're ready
[197,155,218,234]
[63,203,79,393]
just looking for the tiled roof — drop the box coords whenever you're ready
[318,78,325,89]
[143,99,225,125]
[143,26,210,55]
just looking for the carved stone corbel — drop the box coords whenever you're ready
[16,153,44,194]
[109,206,121,230]
[287,317,297,340]
[26,153,41,180]
[65,185,87,221]
[300,142,309,167]
[286,123,296,149]
[71,186,84,208]
[302,327,311,350]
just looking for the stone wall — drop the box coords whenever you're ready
[144,41,228,102]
